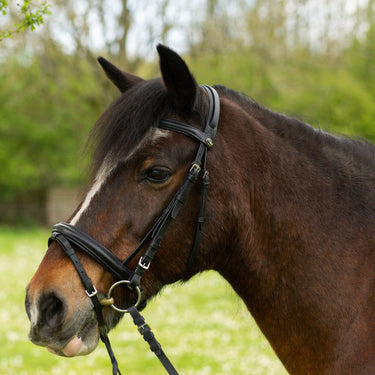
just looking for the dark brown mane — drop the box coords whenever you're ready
[87,77,209,176]
[88,78,169,174]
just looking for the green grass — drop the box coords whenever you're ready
[0,226,287,374]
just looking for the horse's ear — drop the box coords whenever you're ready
[97,56,144,93]
[157,44,197,113]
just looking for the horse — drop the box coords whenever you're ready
[25,44,375,374]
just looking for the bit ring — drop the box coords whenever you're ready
[107,280,142,313]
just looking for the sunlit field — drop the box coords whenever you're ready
[0,226,287,375]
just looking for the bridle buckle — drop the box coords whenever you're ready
[189,163,201,173]
[85,286,98,298]
[138,256,150,270]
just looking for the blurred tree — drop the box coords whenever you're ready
[350,0,375,96]
[0,53,100,190]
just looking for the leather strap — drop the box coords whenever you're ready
[51,223,133,281]
[186,150,210,272]
[52,233,121,375]
[129,162,201,287]
[128,306,179,375]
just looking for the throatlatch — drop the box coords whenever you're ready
[49,85,220,375]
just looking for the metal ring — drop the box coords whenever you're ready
[107,280,142,313]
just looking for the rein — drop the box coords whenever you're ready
[48,85,220,374]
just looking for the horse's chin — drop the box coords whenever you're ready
[41,312,101,358]
[48,334,98,357]
[44,307,123,357]
[46,325,100,357]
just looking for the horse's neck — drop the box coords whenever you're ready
[215,98,314,293]
[216,100,312,294]
[214,98,375,374]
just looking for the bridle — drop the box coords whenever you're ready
[50,85,219,374]
[48,85,220,374]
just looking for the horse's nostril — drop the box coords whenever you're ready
[39,293,66,328]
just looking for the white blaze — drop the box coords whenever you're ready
[69,128,171,226]
[69,161,112,225]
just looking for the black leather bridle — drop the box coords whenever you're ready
[48,85,220,375]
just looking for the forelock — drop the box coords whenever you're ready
[88,78,169,174]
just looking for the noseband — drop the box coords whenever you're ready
[48,85,220,375]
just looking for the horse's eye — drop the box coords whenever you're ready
[146,167,171,183]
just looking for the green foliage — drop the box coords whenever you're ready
[0,53,106,199]
[189,48,375,143]
[0,1,50,40]
[277,66,375,140]
[0,0,8,16]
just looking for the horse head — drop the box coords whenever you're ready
[25,45,233,358]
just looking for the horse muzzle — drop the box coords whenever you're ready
[25,288,100,357]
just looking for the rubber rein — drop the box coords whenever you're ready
[48,85,220,374]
